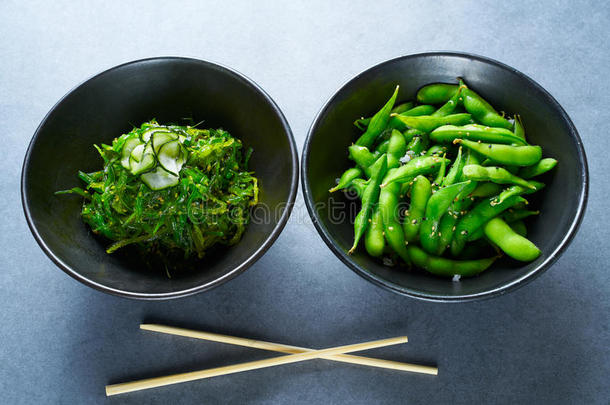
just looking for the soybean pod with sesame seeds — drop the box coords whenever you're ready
[430,124,527,146]
[388,105,437,131]
[483,217,541,261]
[349,154,387,254]
[403,175,432,242]
[365,205,385,257]
[418,181,471,255]
[416,83,460,104]
[462,164,536,189]
[390,113,473,133]
[379,182,411,265]
[451,195,527,256]
[457,139,542,167]
[407,245,498,277]
[329,167,362,193]
[459,79,513,130]
[381,155,449,187]
[519,158,558,179]
[355,85,399,148]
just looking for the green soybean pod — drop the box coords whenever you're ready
[419,181,470,254]
[348,145,377,176]
[457,139,542,167]
[430,124,526,146]
[348,178,368,199]
[462,164,536,189]
[483,217,541,261]
[390,113,473,133]
[433,153,447,185]
[380,182,411,264]
[349,155,387,254]
[416,83,459,104]
[436,181,478,255]
[381,155,448,187]
[495,181,545,204]
[407,245,497,277]
[356,85,399,147]
[519,158,558,179]
[403,175,432,242]
[459,79,513,130]
[374,139,390,154]
[470,182,503,198]
[388,105,437,131]
[386,129,407,169]
[329,167,362,192]
[365,205,385,257]
[391,101,415,114]
[451,195,526,256]
[441,146,463,186]
[431,84,464,117]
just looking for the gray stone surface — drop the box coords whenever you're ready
[1,0,608,403]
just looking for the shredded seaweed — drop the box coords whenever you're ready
[57,120,258,263]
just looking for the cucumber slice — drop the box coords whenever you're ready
[141,166,179,190]
[151,131,179,154]
[130,143,145,163]
[121,137,142,169]
[130,142,155,175]
[140,127,169,142]
[157,140,186,175]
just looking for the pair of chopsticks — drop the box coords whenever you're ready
[105,324,438,396]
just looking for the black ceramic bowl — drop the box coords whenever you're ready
[22,57,298,299]
[302,52,588,302]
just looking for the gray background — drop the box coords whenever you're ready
[1,0,608,403]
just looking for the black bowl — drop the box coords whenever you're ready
[22,57,298,300]
[302,52,588,302]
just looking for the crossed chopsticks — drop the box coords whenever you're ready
[105,324,437,396]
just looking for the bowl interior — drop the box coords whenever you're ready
[23,58,297,298]
[303,53,587,301]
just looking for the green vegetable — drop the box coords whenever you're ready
[57,120,258,266]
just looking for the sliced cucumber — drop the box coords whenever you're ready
[157,140,187,175]
[140,127,169,142]
[151,131,179,154]
[141,166,179,190]
[121,137,142,169]
[130,143,145,163]
[130,142,155,175]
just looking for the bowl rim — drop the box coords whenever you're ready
[21,56,299,300]
[301,51,589,302]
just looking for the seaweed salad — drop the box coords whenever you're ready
[58,120,259,271]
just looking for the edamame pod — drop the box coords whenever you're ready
[349,155,387,253]
[365,205,385,257]
[457,139,542,167]
[495,181,545,204]
[386,129,407,169]
[329,167,362,192]
[483,217,541,261]
[416,83,459,104]
[502,209,539,223]
[451,195,527,256]
[381,155,449,187]
[519,158,558,179]
[430,124,526,145]
[356,86,399,147]
[388,105,437,131]
[460,79,513,129]
[390,113,473,133]
[403,175,432,242]
[419,181,470,254]
[380,182,411,264]
[462,164,536,189]
[407,245,497,277]
[348,145,377,176]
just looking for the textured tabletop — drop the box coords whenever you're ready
[1,1,608,403]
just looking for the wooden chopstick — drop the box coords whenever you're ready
[105,335,408,396]
[140,324,437,375]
